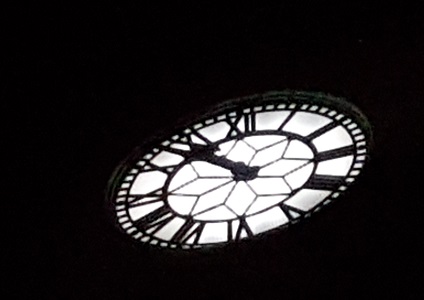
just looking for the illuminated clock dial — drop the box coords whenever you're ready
[108,91,371,249]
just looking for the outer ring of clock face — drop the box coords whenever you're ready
[108,91,371,250]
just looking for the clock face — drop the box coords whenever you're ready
[109,91,370,249]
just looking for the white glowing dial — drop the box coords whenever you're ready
[110,91,370,249]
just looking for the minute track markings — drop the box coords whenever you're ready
[110,91,370,249]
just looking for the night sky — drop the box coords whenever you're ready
[7,3,424,298]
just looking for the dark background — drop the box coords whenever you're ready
[6,2,424,299]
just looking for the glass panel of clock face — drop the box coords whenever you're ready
[113,99,369,249]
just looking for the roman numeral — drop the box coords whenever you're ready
[171,219,205,245]
[306,122,338,140]
[143,161,177,174]
[315,145,355,161]
[235,218,253,240]
[227,220,232,241]
[243,113,256,132]
[277,109,297,130]
[170,219,204,244]
[226,115,243,137]
[159,144,191,158]
[127,196,163,208]
[189,131,213,145]
[280,204,305,220]
[133,204,174,231]
[303,174,345,190]
[129,187,163,198]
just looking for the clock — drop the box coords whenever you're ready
[107,91,371,249]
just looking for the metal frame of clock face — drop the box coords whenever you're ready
[107,90,371,250]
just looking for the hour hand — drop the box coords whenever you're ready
[191,144,259,181]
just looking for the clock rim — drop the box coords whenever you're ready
[106,90,372,250]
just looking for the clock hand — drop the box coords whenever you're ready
[190,144,260,181]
